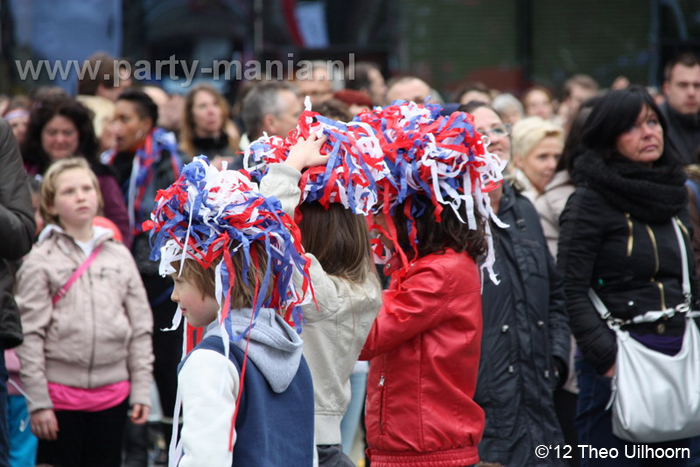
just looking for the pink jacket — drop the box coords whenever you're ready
[15,226,153,412]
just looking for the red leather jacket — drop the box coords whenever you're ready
[360,248,484,467]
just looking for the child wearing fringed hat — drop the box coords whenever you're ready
[147,158,316,466]
[245,100,384,466]
[355,100,506,467]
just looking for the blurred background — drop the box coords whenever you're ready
[1,0,699,101]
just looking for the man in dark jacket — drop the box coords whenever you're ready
[468,102,570,467]
[0,119,36,466]
[660,52,700,165]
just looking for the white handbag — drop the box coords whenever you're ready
[588,219,700,443]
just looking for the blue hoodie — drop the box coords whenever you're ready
[177,307,315,466]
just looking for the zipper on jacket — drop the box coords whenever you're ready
[625,213,633,257]
[644,224,666,310]
[379,373,387,435]
[88,272,97,387]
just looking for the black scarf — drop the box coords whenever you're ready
[573,150,687,224]
[193,133,229,152]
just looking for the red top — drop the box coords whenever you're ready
[360,248,484,467]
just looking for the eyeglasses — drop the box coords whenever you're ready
[478,124,511,138]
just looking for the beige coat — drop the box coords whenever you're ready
[534,170,577,394]
[259,163,382,445]
[15,226,154,412]
[534,170,575,258]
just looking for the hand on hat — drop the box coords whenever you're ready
[285,132,329,172]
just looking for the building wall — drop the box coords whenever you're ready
[394,0,699,100]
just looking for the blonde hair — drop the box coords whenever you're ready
[40,158,103,227]
[76,95,115,138]
[511,116,564,161]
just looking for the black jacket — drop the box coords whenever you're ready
[109,145,181,277]
[661,101,700,165]
[476,183,570,467]
[0,120,36,348]
[558,185,698,374]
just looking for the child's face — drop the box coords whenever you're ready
[170,274,219,328]
[48,168,99,230]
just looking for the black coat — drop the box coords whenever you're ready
[476,183,570,467]
[661,101,700,165]
[558,185,698,374]
[0,120,36,348]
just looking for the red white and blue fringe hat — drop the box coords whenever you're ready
[145,156,315,462]
[244,97,390,216]
[145,156,313,341]
[355,99,507,284]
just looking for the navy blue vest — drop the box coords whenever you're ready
[180,335,315,466]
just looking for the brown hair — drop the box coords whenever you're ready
[175,241,272,310]
[297,202,376,284]
[40,158,104,227]
[664,52,700,82]
[392,194,487,261]
[313,98,353,121]
[522,85,554,107]
[180,84,238,158]
[77,52,119,96]
[563,74,599,99]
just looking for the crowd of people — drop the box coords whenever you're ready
[0,48,698,467]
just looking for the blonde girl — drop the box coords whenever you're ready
[15,158,153,467]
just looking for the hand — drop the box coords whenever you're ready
[130,404,150,425]
[285,132,329,172]
[31,409,59,440]
[604,363,616,378]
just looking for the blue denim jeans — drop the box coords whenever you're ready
[575,359,690,467]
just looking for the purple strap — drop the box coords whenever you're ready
[52,244,103,307]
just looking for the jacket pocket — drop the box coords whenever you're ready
[518,238,548,278]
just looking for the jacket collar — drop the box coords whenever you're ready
[39,224,114,256]
[497,181,517,215]
[663,101,700,128]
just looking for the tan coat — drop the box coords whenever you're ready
[535,170,575,258]
[259,163,382,445]
[15,226,153,412]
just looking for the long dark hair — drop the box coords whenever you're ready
[297,202,376,284]
[393,194,487,261]
[556,96,602,174]
[22,96,98,174]
[579,86,679,165]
